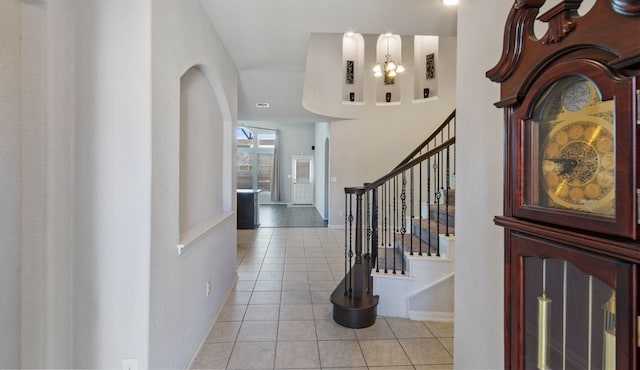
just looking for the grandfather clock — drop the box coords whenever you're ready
[487,0,639,369]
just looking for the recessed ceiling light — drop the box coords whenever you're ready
[443,0,458,5]
[256,103,270,108]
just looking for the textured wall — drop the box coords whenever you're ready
[454,1,509,368]
[150,0,238,368]
[72,0,152,367]
[0,1,22,367]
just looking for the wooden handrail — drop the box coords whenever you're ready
[394,110,456,169]
[345,137,456,194]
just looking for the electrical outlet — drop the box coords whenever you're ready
[206,279,211,296]
[123,358,138,370]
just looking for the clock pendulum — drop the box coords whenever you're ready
[537,258,551,370]
[602,291,616,370]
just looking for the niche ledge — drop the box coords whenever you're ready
[375,101,402,106]
[412,96,439,104]
[177,211,234,255]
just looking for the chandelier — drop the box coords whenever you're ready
[372,34,405,82]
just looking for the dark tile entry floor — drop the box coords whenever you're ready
[259,204,328,228]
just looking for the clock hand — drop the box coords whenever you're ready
[545,158,578,176]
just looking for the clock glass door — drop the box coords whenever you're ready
[523,256,616,370]
[524,76,616,218]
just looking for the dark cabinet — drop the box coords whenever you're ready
[237,190,260,229]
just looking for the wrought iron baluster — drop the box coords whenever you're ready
[348,194,354,296]
[427,155,432,257]
[445,147,450,237]
[453,118,456,178]
[383,182,388,273]
[372,187,379,273]
[435,151,442,257]
[343,193,349,296]
[410,167,415,256]
[381,182,385,256]
[366,188,371,255]
[387,179,391,252]
[393,175,397,274]
[400,171,407,275]
[393,176,397,233]
[366,188,371,293]
[352,189,364,299]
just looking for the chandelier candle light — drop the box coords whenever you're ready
[373,34,405,83]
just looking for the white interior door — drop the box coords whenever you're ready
[292,155,314,204]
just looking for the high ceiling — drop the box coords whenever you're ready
[199,0,458,123]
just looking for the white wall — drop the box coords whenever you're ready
[20,4,49,367]
[72,0,152,367]
[304,34,457,226]
[315,122,331,219]
[0,1,22,367]
[13,0,155,367]
[4,1,146,367]
[151,0,238,368]
[18,1,76,367]
[454,1,509,368]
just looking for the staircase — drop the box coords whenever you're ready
[331,110,456,328]
[373,188,455,320]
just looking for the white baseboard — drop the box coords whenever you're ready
[408,310,454,322]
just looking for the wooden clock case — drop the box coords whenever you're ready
[487,0,639,368]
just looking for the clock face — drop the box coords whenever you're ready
[540,119,615,215]
[527,77,616,217]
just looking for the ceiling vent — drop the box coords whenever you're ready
[256,102,270,108]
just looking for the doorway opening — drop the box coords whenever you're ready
[236,127,276,204]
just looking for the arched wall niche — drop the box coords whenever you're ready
[342,32,365,103]
[179,64,230,234]
[375,34,402,103]
[414,35,439,100]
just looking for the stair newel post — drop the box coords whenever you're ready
[344,188,358,297]
[344,193,349,297]
[351,187,365,300]
[372,186,379,273]
[364,184,372,293]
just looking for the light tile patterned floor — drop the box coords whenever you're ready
[192,228,454,370]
